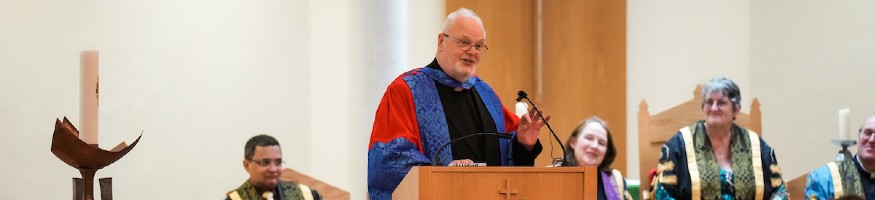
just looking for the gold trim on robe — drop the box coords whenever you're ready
[748,131,764,200]
[828,162,844,197]
[681,127,701,200]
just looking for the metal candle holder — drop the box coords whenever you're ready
[51,117,142,200]
[831,139,857,161]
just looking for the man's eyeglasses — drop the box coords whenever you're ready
[249,159,284,167]
[442,33,489,54]
[861,129,875,140]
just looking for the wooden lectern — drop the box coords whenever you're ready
[393,166,597,200]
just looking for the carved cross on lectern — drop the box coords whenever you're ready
[498,179,518,200]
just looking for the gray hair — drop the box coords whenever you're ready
[441,8,486,38]
[701,77,742,112]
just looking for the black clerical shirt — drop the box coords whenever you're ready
[426,59,541,166]
[854,156,875,198]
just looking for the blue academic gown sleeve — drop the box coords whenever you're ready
[805,165,835,200]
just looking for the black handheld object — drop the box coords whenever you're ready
[515,91,526,102]
[432,132,514,166]
[516,90,573,166]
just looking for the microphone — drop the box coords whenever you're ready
[432,132,514,166]
[516,90,573,166]
[516,91,526,102]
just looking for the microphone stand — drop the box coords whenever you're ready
[518,91,573,166]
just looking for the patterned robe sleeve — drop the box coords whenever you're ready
[367,78,431,200]
[805,165,835,200]
[760,139,789,200]
[653,133,684,200]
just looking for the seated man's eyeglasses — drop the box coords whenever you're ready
[861,129,875,139]
[442,33,489,54]
[249,159,284,167]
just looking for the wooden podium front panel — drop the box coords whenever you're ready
[394,166,597,200]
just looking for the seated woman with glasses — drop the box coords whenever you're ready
[650,78,788,200]
[227,134,321,200]
[805,115,875,199]
[564,116,633,200]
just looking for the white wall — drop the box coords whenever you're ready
[0,0,444,199]
[1,0,312,199]
[309,0,353,198]
[628,0,875,182]
[750,0,875,180]
[407,1,445,69]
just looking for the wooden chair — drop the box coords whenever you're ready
[280,168,350,200]
[637,85,761,198]
[786,173,808,199]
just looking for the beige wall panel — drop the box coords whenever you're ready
[541,0,627,171]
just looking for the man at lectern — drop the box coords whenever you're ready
[806,115,875,199]
[367,8,552,200]
[227,135,321,200]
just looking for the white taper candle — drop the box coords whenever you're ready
[839,108,850,140]
[80,50,99,146]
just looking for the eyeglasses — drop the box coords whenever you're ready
[249,158,284,167]
[861,129,875,140]
[442,33,489,54]
[703,99,731,109]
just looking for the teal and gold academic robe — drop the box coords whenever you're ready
[651,121,788,200]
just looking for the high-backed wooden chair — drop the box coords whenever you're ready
[280,168,350,200]
[637,85,761,197]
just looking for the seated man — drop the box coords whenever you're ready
[806,114,875,199]
[227,135,321,200]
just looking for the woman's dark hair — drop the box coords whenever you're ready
[564,116,617,172]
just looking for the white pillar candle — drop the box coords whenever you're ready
[839,108,850,140]
[515,101,528,118]
[80,50,99,146]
